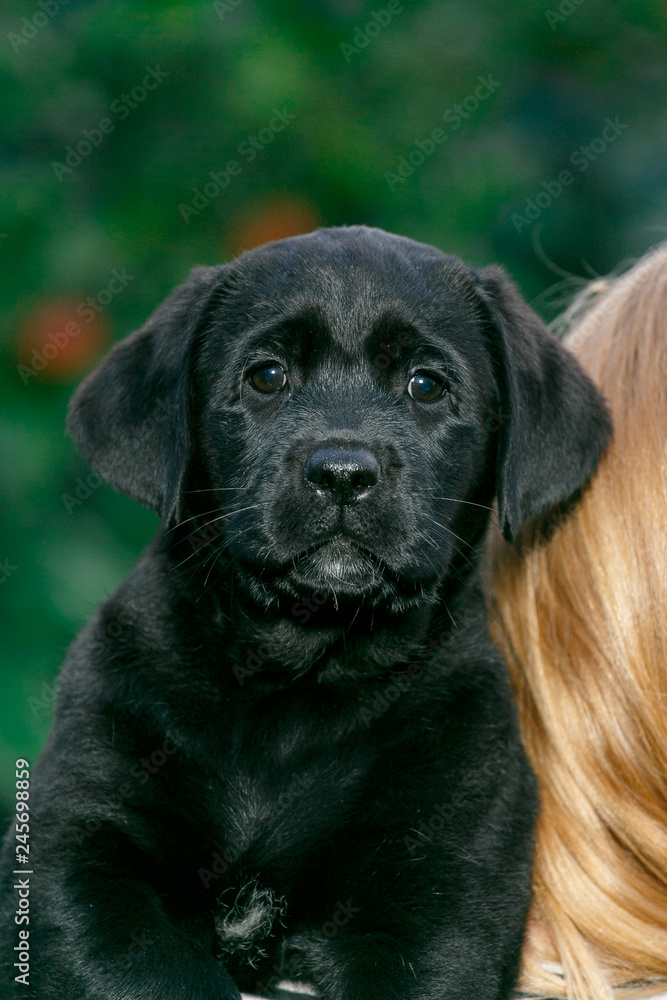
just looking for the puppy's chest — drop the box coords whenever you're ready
[207,713,375,866]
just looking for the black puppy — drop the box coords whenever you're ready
[0,227,610,999]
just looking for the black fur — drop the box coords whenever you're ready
[0,227,611,999]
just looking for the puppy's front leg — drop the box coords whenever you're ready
[0,830,241,1000]
[280,928,521,1000]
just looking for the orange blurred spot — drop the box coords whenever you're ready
[228,194,322,255]
[17,298,109,382]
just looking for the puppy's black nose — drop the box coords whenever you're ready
[304,448,380,503]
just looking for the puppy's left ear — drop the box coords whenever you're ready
[67,265,222,526]
[474,265,612,541]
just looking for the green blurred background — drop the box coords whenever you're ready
[1,0,666,821]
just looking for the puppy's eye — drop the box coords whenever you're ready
[407,371,447,403]
[247,363,287,394]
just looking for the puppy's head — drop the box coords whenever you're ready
[68,227,611,613]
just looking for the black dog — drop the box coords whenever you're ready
[0,227,611,999]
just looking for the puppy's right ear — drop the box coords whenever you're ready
[67,265,222,525]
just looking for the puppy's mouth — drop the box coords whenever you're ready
[282,536,388,598]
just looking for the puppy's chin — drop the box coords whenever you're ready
[285,538,386,598]
[232,537,441,615]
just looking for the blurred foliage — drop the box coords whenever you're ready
[1,0,666,818]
